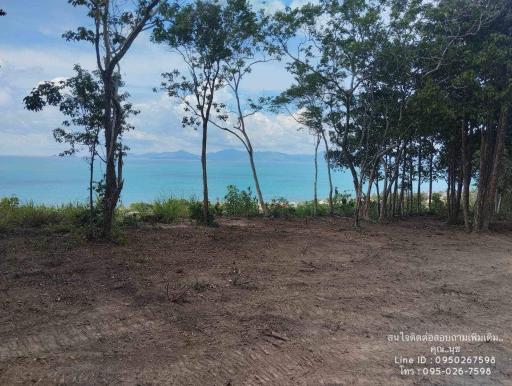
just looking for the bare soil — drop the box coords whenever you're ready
[0,217,511,385]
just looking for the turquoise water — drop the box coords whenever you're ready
[0,156,445,205]
[0,155,351,205]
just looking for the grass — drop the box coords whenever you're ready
[0,196,90,233]
[120,198,190,225]
[4,185,502,234]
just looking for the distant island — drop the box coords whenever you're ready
[130,149,316,163]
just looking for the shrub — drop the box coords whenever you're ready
[333,191,355,216]
[0,196,20,210]
[188,200,215,225]
[0,196,91,233]
[430,192,446,215]
[268,197,295,217]
[153,198,189,223]
[294,201,328,217]
[223,185,259,217]
[120,199,190,225]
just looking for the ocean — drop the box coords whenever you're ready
[0,155,350,205]
[0,155,445,205]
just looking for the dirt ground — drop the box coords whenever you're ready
[0,217,511,385]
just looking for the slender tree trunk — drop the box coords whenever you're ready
[417,138,422,214]
[496,193,502,214]
[102,75,118,238]
[461,117,472,231]
[89,154,95,238]
[399,153,406,216]
[321,130,334,215]
[313,135,320,216]
[379,156,389,221]
[392,162,399,216]
[428,151,433,212]
[363,163,377,220]
[201,120,209,224]
[247,147,268,216]
[477,104,509,231]
[375,175,381,217]
[408,155,413,215]
[455,167,463,219]
[232,82,268,217]
[447,168,452,220]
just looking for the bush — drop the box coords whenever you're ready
[153,198,189,223]
[430,192,446,215]
[188,200,215,225]
[120,198,190,225]
[0,196,20,210]
[268,197,295,217]
[223,185,259,217]
[0,196,91,233]
[294,201,329,217]
[332,191,355,216]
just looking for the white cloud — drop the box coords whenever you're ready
[0,19,307,157]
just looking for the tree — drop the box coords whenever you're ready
[418,0,512,231]
[273,74,335,216]
[273,0,401,226]
[24,66,137,237]
[153,0,232,225]
[209,0,272,217]
[24,67,103,236]
[64,0,164,238]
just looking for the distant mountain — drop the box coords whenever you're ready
[133,150,199,160]
[132,149,315,163]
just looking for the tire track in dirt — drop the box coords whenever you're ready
[141,340,321,386]
[0,310,158,361]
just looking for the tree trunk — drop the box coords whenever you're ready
[379,156,389,221]
[89,154,95,238]
[201,120,209,224]
[399,153,406,216]
[417,138,422,214]
[102,75,119,238]
[247,147,268,216]
[313,135,320,216]
[428,150,433,212]
[363,162,377,220]
[408,155,413,215]
[375,175,381,217]
[475,104,509,231]
[392,162,399,216]
[321,130,334,215]
[461,117,472,231]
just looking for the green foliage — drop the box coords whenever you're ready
[267,197,295,217]
[430,193,446,215]
[223,185,259,217]
[0,196,91,233]
[188,200,215,225]
[120,198,190,225]
[153,198,189,222]
[294,201,328,217]
[333,192,356,217]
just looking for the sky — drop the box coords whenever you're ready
[0,0,318,156]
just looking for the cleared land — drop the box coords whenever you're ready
[0,217,511,385]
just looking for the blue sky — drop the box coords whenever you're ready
[0,0,318,156]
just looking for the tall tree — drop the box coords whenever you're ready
[24,66,138,237]
[153,0,232,224]
[210,0,271,216]
[419,0,512,231]
[64,0,164,238]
